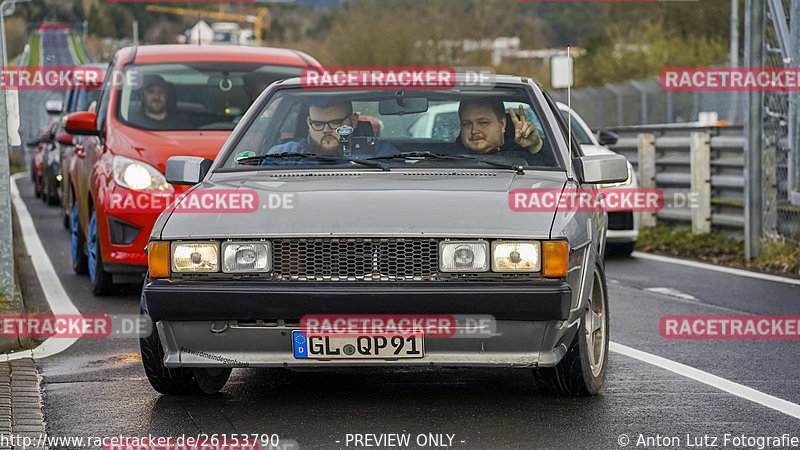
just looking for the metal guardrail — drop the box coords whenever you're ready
[607,125,747,236]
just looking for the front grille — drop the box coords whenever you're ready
[271,238,439,281]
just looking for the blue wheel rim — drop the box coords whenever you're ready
[70,202,79,262]
[88,211,98,281]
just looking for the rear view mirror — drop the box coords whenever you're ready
[575,154,628,184]
[55,132,74,146]
[45,100,63,115]
[379,97,428,115]
[166,156,213,185]
[597,129,618,147]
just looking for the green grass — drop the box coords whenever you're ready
[9,154,24,175]
[637,224,800,277]
[28,33,41,67]
[69,33,87,65]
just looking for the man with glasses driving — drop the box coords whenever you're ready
[267,100,398,158]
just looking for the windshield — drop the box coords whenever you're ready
[114,62,303,131]
[559,109,594,146]
[221,86,561,169]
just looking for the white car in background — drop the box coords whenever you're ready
[557,102,639,256]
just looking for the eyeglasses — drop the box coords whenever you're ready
[308,115,352,131]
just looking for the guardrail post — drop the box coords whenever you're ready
[763,136,778,237]
[690,132,711,234]
[638,132,657,228]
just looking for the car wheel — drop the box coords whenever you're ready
[70,201,88,274]
[534,262,609,396]
[88,209,114,295]
[193,368,232,395]
[62,205,70,229]
[46,188,59,206]
[607,242,635,257]
[139,307,202,395]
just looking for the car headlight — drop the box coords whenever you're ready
[113,155,172,193]
[222,241,270,273]
[599,165,633,188]
[440,241,489,272]
[492,242,540,272]
[172,242,219,272]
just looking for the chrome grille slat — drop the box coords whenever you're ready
[271,238,439,281]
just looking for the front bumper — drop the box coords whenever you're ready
[143,280,572,321]
[145,280,575,368]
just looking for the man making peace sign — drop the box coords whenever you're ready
[456,98,543,155]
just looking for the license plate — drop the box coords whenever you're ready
[292,331,424,359]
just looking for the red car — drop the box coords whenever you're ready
[65,44,321,294]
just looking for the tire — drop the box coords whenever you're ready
[607,241,635,257]
[88,209,114,295]
[139,307,202,395]
[193,368,232,395]
[70,201,88,274]
[46,188,59,206]
[534,262,609,396]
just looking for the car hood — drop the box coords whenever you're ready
[155,169,567,239]
[109,126,230,174]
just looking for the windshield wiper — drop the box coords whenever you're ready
[235,152,390,171]
[367,152,524,174]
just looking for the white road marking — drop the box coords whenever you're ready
[2,174,82,361]
[632,252,800,286]
[611,342,800,421]
[644,287,697,301]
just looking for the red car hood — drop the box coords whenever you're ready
[107,125,230,174]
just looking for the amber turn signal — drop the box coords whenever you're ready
[542,240,568,278]
[148,241,171,278]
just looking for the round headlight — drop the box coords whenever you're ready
[123,164,153,190]
[453,246,475,267]
[236,245,257,265]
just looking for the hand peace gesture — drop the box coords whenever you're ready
[509,105,543,153]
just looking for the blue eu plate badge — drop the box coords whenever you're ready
[293,331,308,358]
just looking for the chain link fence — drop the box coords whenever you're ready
[551,77,746,129]
[763,0,800,242]
[551,1,800,244]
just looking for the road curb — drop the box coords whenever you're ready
[0,358,46,450]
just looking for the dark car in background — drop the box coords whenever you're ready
[28,117,58,202]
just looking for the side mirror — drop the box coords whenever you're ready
[64,111,100,136]
[55,131,74,145]
[45,100,63,115]
[596,129,618,147]
[166,156,213,185]
[575,154,629,184]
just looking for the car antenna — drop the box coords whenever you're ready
[567,45,573,181]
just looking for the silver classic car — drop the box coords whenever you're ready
[139,74,628,396]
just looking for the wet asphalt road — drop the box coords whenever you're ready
[13,28,800,450]
[13,174,800,450]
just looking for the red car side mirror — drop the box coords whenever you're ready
[64,111,100,136]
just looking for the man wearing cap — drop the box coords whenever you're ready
[130,74,189,130]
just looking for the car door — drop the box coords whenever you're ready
[75,61,115,234]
